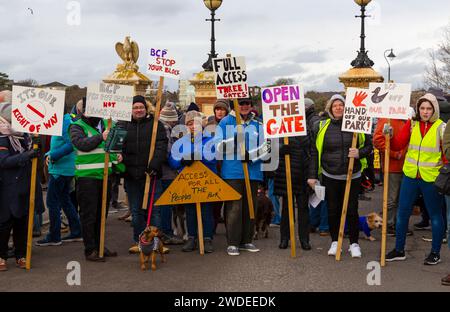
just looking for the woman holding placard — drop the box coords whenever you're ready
[307,94,372,258]
[386,93,446,265]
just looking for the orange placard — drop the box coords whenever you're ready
[155,161,241,206]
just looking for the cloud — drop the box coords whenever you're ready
[247,63,303,86]
[287,49,330,63]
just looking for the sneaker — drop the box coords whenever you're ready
[162,234,184,245]
[129,244,140,254]
[319,231,330,237]
[348,243,362,258]
[385,249,406,262]
[441,274,450,286]
[424,252,441,265]
[204,238,214,253]
[36,237,62,247]
[387,226,396,237]
[85,250,105,262]
[227,245,240,256]
[182,237,197,252]
[61,234,83,243]
[269,223,280,228]
[358,194,371,201]
[239,243,260,252]
[0,258,7,271]
[16,258,26,269]
[414,220,431,230]
[327,241,338,256]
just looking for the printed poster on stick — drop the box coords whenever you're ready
[342,88,372,134]
[212,56,248,100]
[85,82,134,121]
[261,84,306,139]
[147,48,181,80]
[11,86,65,136]
[366,83,412,120]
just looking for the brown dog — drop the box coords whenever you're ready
[254,186,274,240]
[139,226,166,271]
[363,212,383,241]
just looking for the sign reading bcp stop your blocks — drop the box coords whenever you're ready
[261,85,307,139]
[11,86,65,136]
[212,56,248,99]
[147,48,181,80]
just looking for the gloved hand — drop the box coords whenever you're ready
[240,150,251,163]
[383,124,393,138]
[31,136,41,147]
[279,144,291,156]
[145,166,158,176]
[181,152,197,167]
[25,148,40,160]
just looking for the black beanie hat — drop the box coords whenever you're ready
[187,102,200,112]
[133,95,146,105]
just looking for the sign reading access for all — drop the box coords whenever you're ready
[85,83,134,121]
[11,86,65,136]
[366,83,412,120]
[155,161,241,206]
[261,85,306,139]
[147,48,181,80]
[342,88,372,134]
[212,56,248,99]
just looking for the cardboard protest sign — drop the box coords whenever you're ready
[261,84,306,139]
[366,83,412,120]
[342,88,372,134]
[212,56,248,99]
[147,48,181,80]
[85,82,133,121]
[155,161,241,206]
[11,86,65,136]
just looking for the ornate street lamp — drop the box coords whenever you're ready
[384,48,396,82]
[202,0,223,71]
[351,0,374,68]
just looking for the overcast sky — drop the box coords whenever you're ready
[1,0,449,92]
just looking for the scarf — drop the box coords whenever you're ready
[0,115,28,153]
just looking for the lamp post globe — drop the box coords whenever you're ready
[203,0,223,11]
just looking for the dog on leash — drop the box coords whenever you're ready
[254,186,274,240]
[138,226,166,271]
[359,212,383,241]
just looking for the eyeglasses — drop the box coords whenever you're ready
[238,102,251,106]
[132,106,146,110]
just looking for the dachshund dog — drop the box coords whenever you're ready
[139,226,166,271]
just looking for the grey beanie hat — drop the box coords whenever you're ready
[304,98,315,110]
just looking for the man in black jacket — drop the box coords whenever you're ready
[120,95,168,254]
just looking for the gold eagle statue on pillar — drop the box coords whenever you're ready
[114,36,139,74]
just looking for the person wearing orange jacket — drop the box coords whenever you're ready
[373,118,409,236]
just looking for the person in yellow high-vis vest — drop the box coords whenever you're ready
[386,93,446,265]
[307,94,372,259]
[69,97,124,262]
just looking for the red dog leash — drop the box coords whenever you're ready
[146,176,157,227]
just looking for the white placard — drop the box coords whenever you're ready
[147,48,181,80]
[212,56,248,100]
[85,82,134,121]
[11,86,65,136]
[261,84,306,139]
[366,83,412,120]
[342,88,373,134]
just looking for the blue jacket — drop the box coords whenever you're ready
[46,114,75,177]
[0,134,44,223]
[169,132,217,173]
[214,112,267,182]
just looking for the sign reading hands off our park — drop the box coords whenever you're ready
[366,83,412,120]
[85,82,134,121]
[11,86,65,136]
[261,84,307,139]
[342,87,372,135]
[212,56,248,100]
[155,161,241,206]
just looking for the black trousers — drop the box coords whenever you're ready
[280,192,310,242]
[322,175,360,244]
[0,215,28,260]
[76,177,111,255]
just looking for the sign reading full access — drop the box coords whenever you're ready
[11,86,65,136]
[261,84,307,139]
[212,56,248,99]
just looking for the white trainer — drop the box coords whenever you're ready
[349,243,362,258]
[327,241,338,256]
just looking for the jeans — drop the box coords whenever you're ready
[46,175,81,241]
[309,200,329,232]
[0,215,28,260]
[396,176,444,254]
[33,211,42,233]
[445,195,450,249]
[268,178,281,224]
[160,179,174,236]
[185,203,214,239]
[125,178,162,243]
[387,173,403,227]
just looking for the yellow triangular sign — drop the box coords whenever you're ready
[155,161,242,206]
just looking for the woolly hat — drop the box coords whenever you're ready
[187,102,200,112]
[160,102,179,123]
[0,100,12,123]
[304,97,315,110]
[325,94,345,120]
[185,110,202,125]
[214,99,230,113]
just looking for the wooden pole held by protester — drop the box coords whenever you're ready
[336,133,358,261]
[142,76,165,209]
[284,137,297,258]
[196,202,205,255]
[381,120,391,266]
[99,118,112,258]
[25,135,39,270]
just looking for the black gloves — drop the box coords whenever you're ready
[25,148,40,160]
[146,159,159,176]
[31,136,41,147]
